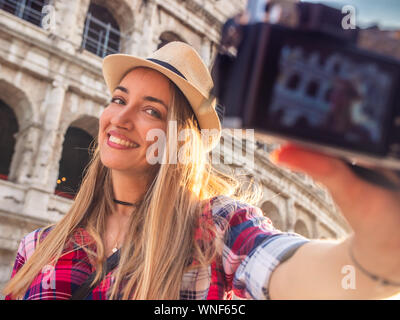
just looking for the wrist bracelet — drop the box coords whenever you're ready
[349,241,400,287]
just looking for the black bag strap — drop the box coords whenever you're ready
[70,249,120,300]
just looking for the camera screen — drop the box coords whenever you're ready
[265,36,397,155]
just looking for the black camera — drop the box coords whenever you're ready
[212,1,400,180]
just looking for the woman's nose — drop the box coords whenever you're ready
[110,104,136,130]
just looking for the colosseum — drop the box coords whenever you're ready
[0,0,353,298]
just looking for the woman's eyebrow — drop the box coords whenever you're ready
[143,96,168,110]
[114,86,129,94]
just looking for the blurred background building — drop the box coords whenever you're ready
[0,0,357,298]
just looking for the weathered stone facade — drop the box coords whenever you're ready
[0,0,351,298]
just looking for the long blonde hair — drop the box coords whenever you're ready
[3,77,262,299]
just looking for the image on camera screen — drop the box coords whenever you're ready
[267,43,394,153]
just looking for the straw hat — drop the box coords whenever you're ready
[102,41,221,152]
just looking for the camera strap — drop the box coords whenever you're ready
[70,249,120,300]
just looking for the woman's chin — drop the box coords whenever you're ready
[100,157,151,175]
[104,164,131,171]
[100,154,134,171]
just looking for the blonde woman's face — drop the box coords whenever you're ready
[99,68,171,173]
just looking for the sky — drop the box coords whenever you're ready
[301,0,400,30]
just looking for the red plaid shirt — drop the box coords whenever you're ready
[6,195,309,300]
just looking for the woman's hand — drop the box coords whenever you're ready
[270,143,400,284]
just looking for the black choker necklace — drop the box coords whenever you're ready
[113,199,140,207]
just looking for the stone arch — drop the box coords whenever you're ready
[0,100,19,180]
[261,201,284,230]
[0,79,37,183]
[0,79,35,128]
[70,115,100,141]
[157,31,186,49]
[81,0,135,56]
[88,0,135,35]
[294,219,311,238]
[55,116,98,199]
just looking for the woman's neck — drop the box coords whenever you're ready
[111,169,148,216]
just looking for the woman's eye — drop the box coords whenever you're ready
[145,108,162,119]
[110,97,125,105]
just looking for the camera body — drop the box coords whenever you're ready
[213,2,400,171]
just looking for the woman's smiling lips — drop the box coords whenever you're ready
[106,130,140,150]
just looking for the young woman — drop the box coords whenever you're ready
[4,42,400,300]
